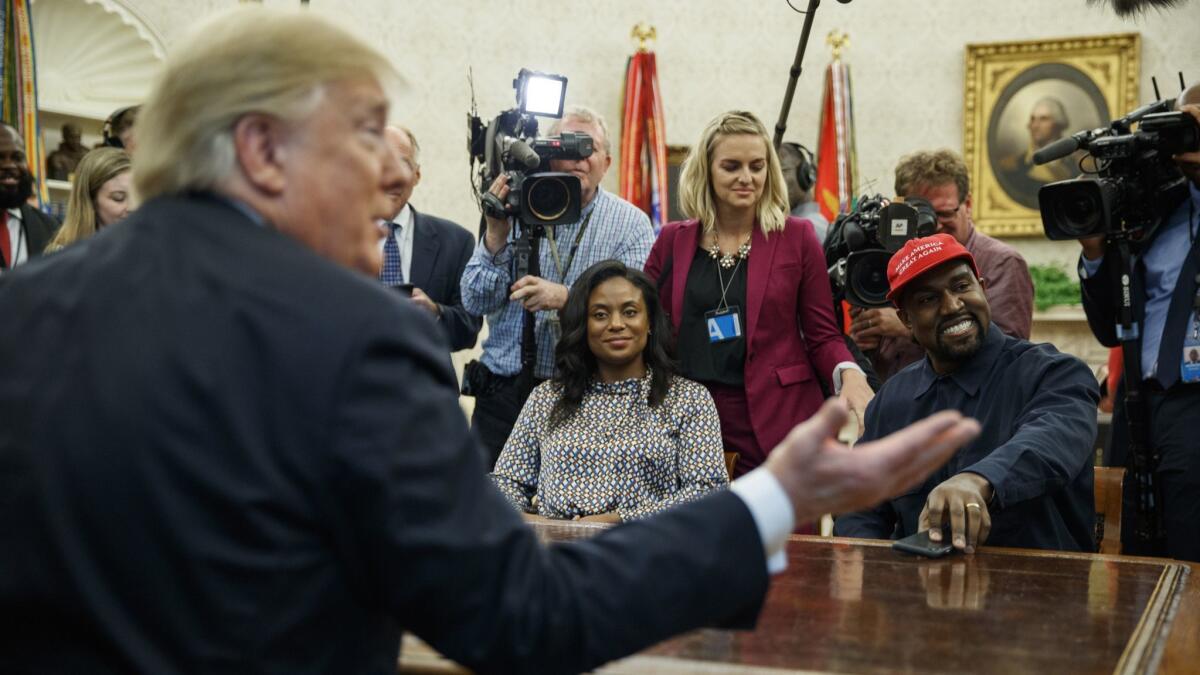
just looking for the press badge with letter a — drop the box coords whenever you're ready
[706,306,743,343]
[1181,309,1200,384]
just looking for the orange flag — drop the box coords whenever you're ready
[813,58,856,223]
[619,49,668,234]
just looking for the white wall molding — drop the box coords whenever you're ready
[32,0,165,119]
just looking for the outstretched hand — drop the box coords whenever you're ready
[764,399,980,525]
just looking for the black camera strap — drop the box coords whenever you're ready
[520,232,541,374]
[544,209,594,284]
[1110,235,1165,547]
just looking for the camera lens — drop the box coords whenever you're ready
[848,250,892,307]
[1053,187,1103,238]
[526,176,571,221]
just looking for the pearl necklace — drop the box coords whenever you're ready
[707,233,752,269]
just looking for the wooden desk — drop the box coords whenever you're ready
[400,522,1198,674]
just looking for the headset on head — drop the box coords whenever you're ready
[780,141,816,193]
[102,106,138,149]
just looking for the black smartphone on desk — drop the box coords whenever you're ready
[892,528,956,558]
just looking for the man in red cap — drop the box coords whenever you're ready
[848,150,1034,382]
[835,234,1099,553]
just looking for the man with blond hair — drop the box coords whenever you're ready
[849,149,1034,381]
[0,7,979,674]
[463,104,655,468]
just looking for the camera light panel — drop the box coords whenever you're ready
[521,73,567,118]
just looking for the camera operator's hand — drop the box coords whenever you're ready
[918,472,993,554]
[1077,235,1105,261]
[848,306,909,351]
[510,276,568,312]
[483,174,513,255]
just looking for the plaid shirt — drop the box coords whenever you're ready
[462,188,653,378]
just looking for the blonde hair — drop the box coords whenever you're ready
[134,7,395,200]
[678,111,788,234]
[47,148,131,251]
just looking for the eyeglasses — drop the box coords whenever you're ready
[934,201,964,223]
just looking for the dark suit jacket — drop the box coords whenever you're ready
[0,194,767,675]
[2,204,59,267]
[645,216,852,456]
[408,206,481,351]
[1079,190,1190,350]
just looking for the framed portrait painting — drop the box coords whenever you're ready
[963,34,1140,237]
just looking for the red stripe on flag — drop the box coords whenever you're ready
[813,60,855,223]
[620,51,669,230]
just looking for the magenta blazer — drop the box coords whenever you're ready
[644,216,852,454]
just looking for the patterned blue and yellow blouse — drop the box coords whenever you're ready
[490,371,729,521]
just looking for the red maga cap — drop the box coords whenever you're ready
[885,234,980,305]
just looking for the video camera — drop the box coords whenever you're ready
[1037,103,1200,241]
[824,195,937,307]
[468,69,592,231]
[1037,89,1200,548]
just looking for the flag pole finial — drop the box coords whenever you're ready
[631,23,657,53]
[826,30,849,61]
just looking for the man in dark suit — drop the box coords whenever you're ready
[378,125,480,351]
[1,123,59,269]
[0,8,978,674]
[1077,91,1200,561]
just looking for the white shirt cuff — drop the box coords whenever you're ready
[1078,253,1103,279]
[730,468,795,574]
[832,361,864,395]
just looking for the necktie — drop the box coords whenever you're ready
[1155,214,1200,389]
[380,221,404,286]
[0,211,10,268]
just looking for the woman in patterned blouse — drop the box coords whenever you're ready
[490,260,729,522]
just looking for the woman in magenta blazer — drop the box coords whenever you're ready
[644,111,873,486]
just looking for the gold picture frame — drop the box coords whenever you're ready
[666,144,691,223]
[964,33,1140,237]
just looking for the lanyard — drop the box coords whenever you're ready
[545,208,594,284]
[1190,198,1200,341]
[714,256,744,312]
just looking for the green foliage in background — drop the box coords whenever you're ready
[1028,264,1081,312]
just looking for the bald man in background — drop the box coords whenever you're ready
[379,125,480,351]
